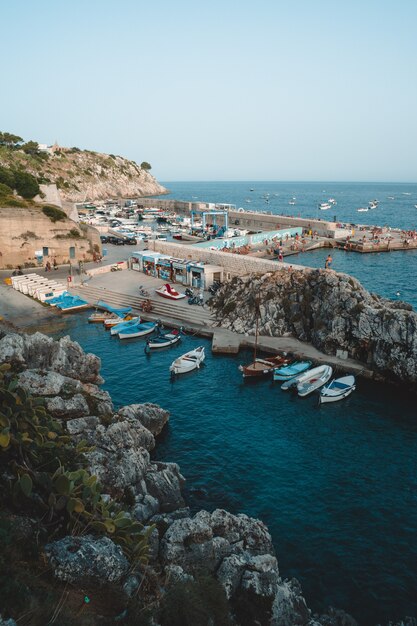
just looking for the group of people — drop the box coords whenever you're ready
[44,258,58,272]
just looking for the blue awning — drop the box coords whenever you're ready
[96,300,132,315]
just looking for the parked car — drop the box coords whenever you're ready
[107,236,125,245]
[124,237,137,245]
[100,235,108,243]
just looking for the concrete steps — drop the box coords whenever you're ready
[71,284,214,329]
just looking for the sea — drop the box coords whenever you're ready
[157,181,417,309]
[55,182,417,625]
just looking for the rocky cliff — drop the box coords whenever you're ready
[210,268,417,387]
[0,324,363,626]
[0,144,166,203]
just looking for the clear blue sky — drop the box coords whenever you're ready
[1,0,417,182]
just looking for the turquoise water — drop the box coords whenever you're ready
[157,181,417,309]
[55,314,417,625]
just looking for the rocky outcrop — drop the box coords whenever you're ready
[0,331,102,383]
[159,508,310,625]
[0,143,166,203]
[211,269,417,386]
[0,325,359,625]
[45,535,129,583]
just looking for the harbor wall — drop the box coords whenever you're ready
[140,198,352,238]
[152,240,304,278]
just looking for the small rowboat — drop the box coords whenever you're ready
[239,355,291,379]
[296,365,333,397]
[118,321,156,340]
[170,346,205,375]
[319,375,356,404]
[273,360,312,381]
[110,318,141,336]
[155,284,186,300]
[145,329,182,350]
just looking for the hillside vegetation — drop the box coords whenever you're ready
[0,131,166,204]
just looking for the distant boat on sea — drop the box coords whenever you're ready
[357,207,369,212]
[319,202,331,210]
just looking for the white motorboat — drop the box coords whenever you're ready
[319,203,332,210]
[357,207,369,212]
[319,375,356,404]
[170,346,205,375]
[297,365,333,397]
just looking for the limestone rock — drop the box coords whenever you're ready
[117,403,169,435]
[44,535,129,583]
[211,269,417,386]
[0,331,102,383]
[145,461,186,512]
[45,393,90,419]
[17,369,83,397]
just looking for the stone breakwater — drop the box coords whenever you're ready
[2,324,408,625]
[210,268,417,387]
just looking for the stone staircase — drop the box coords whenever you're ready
[71,283,215,331]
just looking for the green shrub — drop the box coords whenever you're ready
[0,165,15,188]
[42,205,67,222]
[0,197,27,208]
[13,170,40,198]
[0,182,13,197]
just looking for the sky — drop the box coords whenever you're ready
[1,0,417,182]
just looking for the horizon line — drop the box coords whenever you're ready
[160,180,417,185]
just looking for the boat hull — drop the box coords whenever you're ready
[170,347,205,375]
[273,361,312,381]
[297,365,333,397]
[319,386,355,403]
[147,334,181,349]
[240,356,290,378]
[118,324,155,340]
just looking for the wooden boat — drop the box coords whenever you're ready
[103,315,136,328]
[88,301,132,323]
[155,284,186,300]
[118,321,156,340]
[170,346,205,375]
[240,355,291,378]
[238,306,291,378]
[145,328,182,350]
[319,375,356,404]
[273,360,312,381]
[297,365,333,397]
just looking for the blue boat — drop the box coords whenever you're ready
[273,360,312,381]
[118,321,156,340]
[110,317,141,336]
[56,295,89,312]
[44,291,71,306]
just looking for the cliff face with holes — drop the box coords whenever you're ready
[210,268,417,386]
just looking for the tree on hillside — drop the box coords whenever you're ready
[0,132,23,149]
[21,140,40,156]
[13,170,40,198]
[140,161,152,171]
